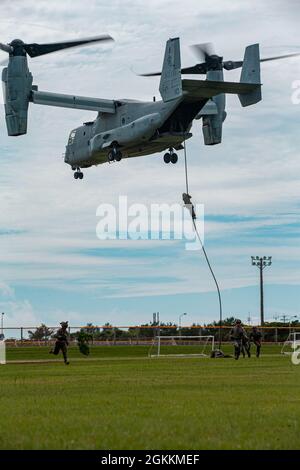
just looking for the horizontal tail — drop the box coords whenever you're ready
[182,43,261,107]
[182,78,261,99]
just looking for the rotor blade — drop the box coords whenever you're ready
[223,52,300,71]
[138,71,162,77]
[260,52,300,63]
[190,42,215,61]
[0,43,13,54]
[23,34,114,58]
[181,63,207,74]
[138,62,208,77]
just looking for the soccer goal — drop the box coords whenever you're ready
[148,335,215,358]
[281,332,300,355]
[0,337,6,365]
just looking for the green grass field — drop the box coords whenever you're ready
[0,344,299,450]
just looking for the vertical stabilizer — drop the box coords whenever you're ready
[238,43,262,107]
[159,38,182,102]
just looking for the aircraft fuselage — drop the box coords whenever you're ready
[64,97,202,169]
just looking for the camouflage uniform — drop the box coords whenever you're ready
[50,322,69,364]
[241,334,251,358]
[249,328,262,357]
[182,193,196,220]
[230,323,249,360]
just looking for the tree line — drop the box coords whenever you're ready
[27,318,300,342]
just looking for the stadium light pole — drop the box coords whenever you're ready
[251,256,272,326]
[179,313,187,337]
[155,312,160,338]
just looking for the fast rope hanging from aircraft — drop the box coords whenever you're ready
[182,138,223,352]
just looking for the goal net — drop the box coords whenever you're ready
[281,332,300,355]
[148,335,215,358]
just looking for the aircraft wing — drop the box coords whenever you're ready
[31,90,116,113]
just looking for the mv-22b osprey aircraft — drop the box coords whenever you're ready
[1,35,299,179]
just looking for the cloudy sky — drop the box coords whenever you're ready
[0,0,300,333]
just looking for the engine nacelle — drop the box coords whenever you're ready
[197,84,227,146]
[2,56,33,136]
[202,115,222,145]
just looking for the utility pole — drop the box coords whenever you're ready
[251,256,272,326]
[153,312,160,338]
[179,313,187,337]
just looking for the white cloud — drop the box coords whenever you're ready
[0,282,14,298]
[0,299,39,329]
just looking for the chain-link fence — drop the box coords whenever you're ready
[1,325,300,346]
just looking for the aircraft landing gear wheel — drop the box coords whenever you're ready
[108,145,121,162]
[74,169,83,179]
[171,153,178,164]
[163,152,171,164]
[115,151,122,162]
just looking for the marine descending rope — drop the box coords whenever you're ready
[182,138,223,351]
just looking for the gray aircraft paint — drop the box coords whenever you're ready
[200,69,226,146]
[1,36,262,175]
[2,55,32,136]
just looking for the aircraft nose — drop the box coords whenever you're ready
[64,149,70,163]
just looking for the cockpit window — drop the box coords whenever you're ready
[68,130,76,145]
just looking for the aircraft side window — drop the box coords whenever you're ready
[68,130,76,145]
